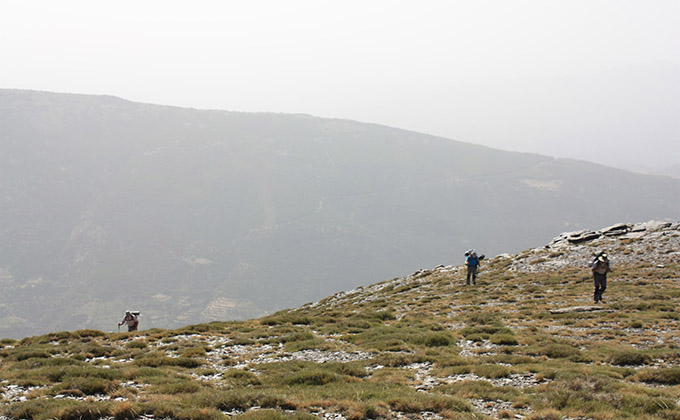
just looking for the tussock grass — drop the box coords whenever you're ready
[345,321,456,352]
[180,346,208,358]
[489,333,519,346]
[154,380,204,395]
[2,348,53,361]
[3,399,111,420]
[125,340,148,350]
[437,380,521,402]
[284,370,343,386]
[373,352,430,367]
[636,368,680,385]
[525,410,562,420]
[532,343,582,360]
[134,354,203,368]
[190,388,288,411]
[110,401,141,420]
[223,369,261,386]
[609,349,652,366]
[232,410,317,420]
[260,313,312,326]
[53,377,119,396]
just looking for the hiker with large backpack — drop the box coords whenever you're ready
[118,310,139,332]
[590,252,611,303]
[465,249,483,285]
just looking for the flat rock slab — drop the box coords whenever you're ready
[549,306,613,314]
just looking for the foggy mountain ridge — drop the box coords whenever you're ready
[1,89,679,339]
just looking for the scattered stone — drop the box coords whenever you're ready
[393,412,443,419]
[444,373,546,389]
[549,306,613,314]
[469,398,526,417]
[320,413,347,420]
[255,349,373,365]
[458,339,500,357]
[223,408,246,417]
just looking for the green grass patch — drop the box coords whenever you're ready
[461,325,514,339]
[489,333,519,346]
[636,367,680,385]
[347,322,456,351]
[609,349,652,366]
[125,340,148,350]
[535,343,582,360]
[232,410,318,420]
[3,399,111,420]
[260,313,311,326]
[284,370,341,386]
[53,377,119,396]
[133,353,203,369]
[223,369,262,386]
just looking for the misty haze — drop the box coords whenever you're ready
[0,2,679,337]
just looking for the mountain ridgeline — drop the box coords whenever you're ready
[1,89,679,338]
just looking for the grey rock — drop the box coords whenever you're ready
[566,230,601,244]
[600,223,631,236]
[549,306,613,314]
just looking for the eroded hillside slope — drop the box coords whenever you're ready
[0,221,678,420]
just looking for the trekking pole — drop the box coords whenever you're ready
[117,324,120,333]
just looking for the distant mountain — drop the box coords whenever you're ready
[1,89,679,338]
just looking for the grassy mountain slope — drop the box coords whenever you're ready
[0,221,678,419]
[1,89,679,338]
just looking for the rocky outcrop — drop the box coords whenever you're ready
[501,220,680,274]
[548,220,679,247]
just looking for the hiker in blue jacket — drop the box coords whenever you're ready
[465,250,481,285]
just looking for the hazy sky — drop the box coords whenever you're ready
[2,0,679,171]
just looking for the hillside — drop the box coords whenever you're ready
[0,221,678,420]
[1,89,680,338]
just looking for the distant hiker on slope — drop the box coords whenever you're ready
[118,311,139,332]
[465,249,483,285]
[590,252,611,303]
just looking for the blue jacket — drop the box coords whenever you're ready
[466,256,479,267]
